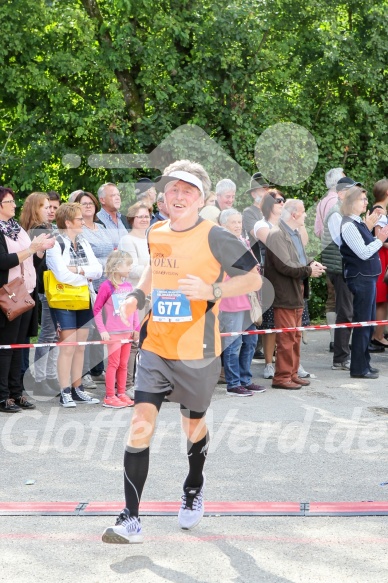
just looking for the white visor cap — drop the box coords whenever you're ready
[155,171,205,197]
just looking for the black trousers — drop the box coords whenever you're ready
[328,272,353,364]
[0,307,33,402]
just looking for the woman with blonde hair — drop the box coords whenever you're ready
[20,192,50,232]
[199,191,220,223]
[46,203,103,407]
[340,186,388,378]
[20,192,59,396]
[74,190,115,388]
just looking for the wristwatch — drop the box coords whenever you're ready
[212,283,222,300]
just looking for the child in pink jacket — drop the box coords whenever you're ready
[93,251,140,408]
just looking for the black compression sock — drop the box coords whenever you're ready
[183,432,209,489]
[123,446,150,517]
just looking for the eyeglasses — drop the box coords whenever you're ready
[134,215,151,219]
[73,217,84,222]
[81,202,95,208]
[274,198,285,204]
[1,199,16,205]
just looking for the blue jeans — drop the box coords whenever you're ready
[346,275,377,376]
[34,293,59,382]
[220,310,257,389]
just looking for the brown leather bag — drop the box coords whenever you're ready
[0,264,35,321]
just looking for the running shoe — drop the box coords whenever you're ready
[71,386,100,404]
[102,510,143,544]
[82,374,97,389]
[226,386,253,397]
[297,364,310,378]
[117,394,135,407]
[178,475,206,530]
[102,396,126,409]
[244,383,266,393]
[263,364,275,379]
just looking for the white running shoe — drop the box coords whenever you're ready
[102,511,143,544]
[297,364,310,378]
[178,475,205,530]
[82,373,97,389]
[263,364,275,379]
[71,386,100,404]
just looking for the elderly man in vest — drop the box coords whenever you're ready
[265,200,326,390]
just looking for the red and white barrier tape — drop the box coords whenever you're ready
[0,339,134,349]
[222,319,388,337]
[0,319,388,349]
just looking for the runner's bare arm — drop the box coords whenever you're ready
[120,264,152,324]
[178,267,261,301]
[137,264,152,295]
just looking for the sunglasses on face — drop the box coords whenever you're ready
[274,198,285,204]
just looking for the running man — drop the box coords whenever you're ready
[102,161,261,544]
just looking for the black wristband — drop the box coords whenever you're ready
[127,288,146,310]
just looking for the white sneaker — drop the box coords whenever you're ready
[71,386,100,404]
[263,364,275,379]
[59,390,76,408]
[297,364,310,378]
[102,511,143,544]
[178,475,205,530]
[82,374,97,389]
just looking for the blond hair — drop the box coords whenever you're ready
[55,202,83,230]
[341,186,367,216]
[20,192,49,231]
[105,250,133,288]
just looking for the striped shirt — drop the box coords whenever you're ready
[341,215,382,260]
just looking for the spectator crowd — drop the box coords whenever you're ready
[1,163,387,414]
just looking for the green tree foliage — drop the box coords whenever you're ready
[1,0,388,316]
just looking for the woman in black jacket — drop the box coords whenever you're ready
[0,187,54,413]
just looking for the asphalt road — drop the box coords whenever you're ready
[1,329,388,582]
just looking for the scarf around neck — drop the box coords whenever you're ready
[0,218,21,241]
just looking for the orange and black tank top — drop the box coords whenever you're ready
[139,218,257,361]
